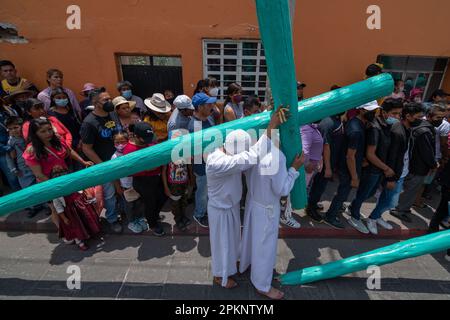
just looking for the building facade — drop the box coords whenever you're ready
[1,0,449,102]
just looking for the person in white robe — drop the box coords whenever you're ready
[206,107,286,289]
[240,134,304,299]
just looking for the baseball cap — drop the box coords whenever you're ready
[297,81,306,89]
[357,100,381,111]
[174,95,194,110]
[192,92,217,108]
[133,122,154,144]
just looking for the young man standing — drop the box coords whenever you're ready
[0,60,39,99]
[323,101,379,229]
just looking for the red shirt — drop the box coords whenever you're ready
[22,116,73,147]
[23,139,71,181]
[122,142,161,177]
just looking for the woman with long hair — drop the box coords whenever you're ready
[223,83,244,122]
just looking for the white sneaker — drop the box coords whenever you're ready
[280,215,301,229]
[377,218,393,230]
[445,254,450,262]
[348,217,370,234]
[366,219,378,235]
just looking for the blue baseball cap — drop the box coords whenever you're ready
[192,92,217,109]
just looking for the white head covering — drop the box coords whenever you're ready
[224,129,252,155]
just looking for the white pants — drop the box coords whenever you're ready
[208,203,241,287]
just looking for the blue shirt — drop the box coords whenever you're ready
[188,115,215,176]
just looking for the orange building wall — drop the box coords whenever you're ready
[1,0,450,101]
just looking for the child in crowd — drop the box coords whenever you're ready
[5,116,49,217]
[123,122,167,236]
[51,167,102,251]
[162,130,193,231]
[111,131,147,233]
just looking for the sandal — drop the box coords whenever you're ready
[214,277,238,289]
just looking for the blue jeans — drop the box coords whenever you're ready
[0,154,20,191]
[350,171,382,220]
[370,177,405,220]
[194,173,208,219]
[326,171,353,220]
[103,182,119,224]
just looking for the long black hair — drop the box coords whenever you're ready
[23,98,45,121]
[28,117,62,160]
[49,87,81,124]
[224,82,242,107]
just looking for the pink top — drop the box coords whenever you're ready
[301,124,324,163]
[23,139,71,180]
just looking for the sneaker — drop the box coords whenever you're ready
[305,206,324,223]
[323,216,345,229]
[77,241,89,251]
[280,215,301,229]
[110,221,123,234]
[63,238,75,245]
[377,218,393,230]
[194,215,209,228]
[181,216,192,227]
[128,221,143,234]
[175,220,187,232]
[137,218,149,231]
[150,223,166,237]
[390,210,412,223]
[366,219,378,235]
[445,254,450,262]
[317,203,324,211]
[348,217,370,234]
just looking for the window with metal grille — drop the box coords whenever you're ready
[203,39,267,101]
[377,55,449,101]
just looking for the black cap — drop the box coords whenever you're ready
[133,122,154,144]
[431,89,449,98]
[365,64,383,77]
[297,81,306,89]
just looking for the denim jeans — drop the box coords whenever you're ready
[326,171,353,220]
[369,177,405,220]
[0,154,20,191]
[194,173,208,219]
[350,171,382,220]
[102,181,119,224]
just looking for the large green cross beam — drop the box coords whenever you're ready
[255,0,306,209]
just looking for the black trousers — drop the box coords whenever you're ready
[428,185,450,255]
[133,175,167,228]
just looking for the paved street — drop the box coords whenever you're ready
[0,232,449,300]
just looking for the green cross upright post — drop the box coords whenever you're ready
[255,0,307,209]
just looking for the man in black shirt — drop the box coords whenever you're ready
[349,99,403,234]
[81,89,123,233]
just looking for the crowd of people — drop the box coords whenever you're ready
[1,59,450,298]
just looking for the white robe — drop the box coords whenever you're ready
[240,141,300,292]
[206,134,270,287]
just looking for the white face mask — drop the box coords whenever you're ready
[209,87,219,97]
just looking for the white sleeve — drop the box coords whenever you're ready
[270,150,300,197]
[52,197,66,214]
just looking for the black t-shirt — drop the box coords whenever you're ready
[340,117,366,177]
[80,112,122,162]
[49,110,81,148]
[366,117,391,174]
[319,116,345,171]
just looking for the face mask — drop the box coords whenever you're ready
[102,101,115,113]
[364,111,376,122]
[232,95,242,104]
[122,90,133,99]
[414,97,422,103]
[398,86,405,92]
[431,120,443,128]
[115,144,126,153]
[55,98,69,107]
[209,87,219,97]
[386,117,400,125]
[410,119,422,127]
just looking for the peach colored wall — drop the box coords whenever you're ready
[1,0,449,101]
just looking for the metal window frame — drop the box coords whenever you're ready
[202,39,268,101]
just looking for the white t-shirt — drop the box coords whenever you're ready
[436,119,450,160]
[111,152,133,189]
[401,145,410,179]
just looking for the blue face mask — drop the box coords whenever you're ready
[386,117,400,125]
[122,90,133,99]
[55,98,69,107]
